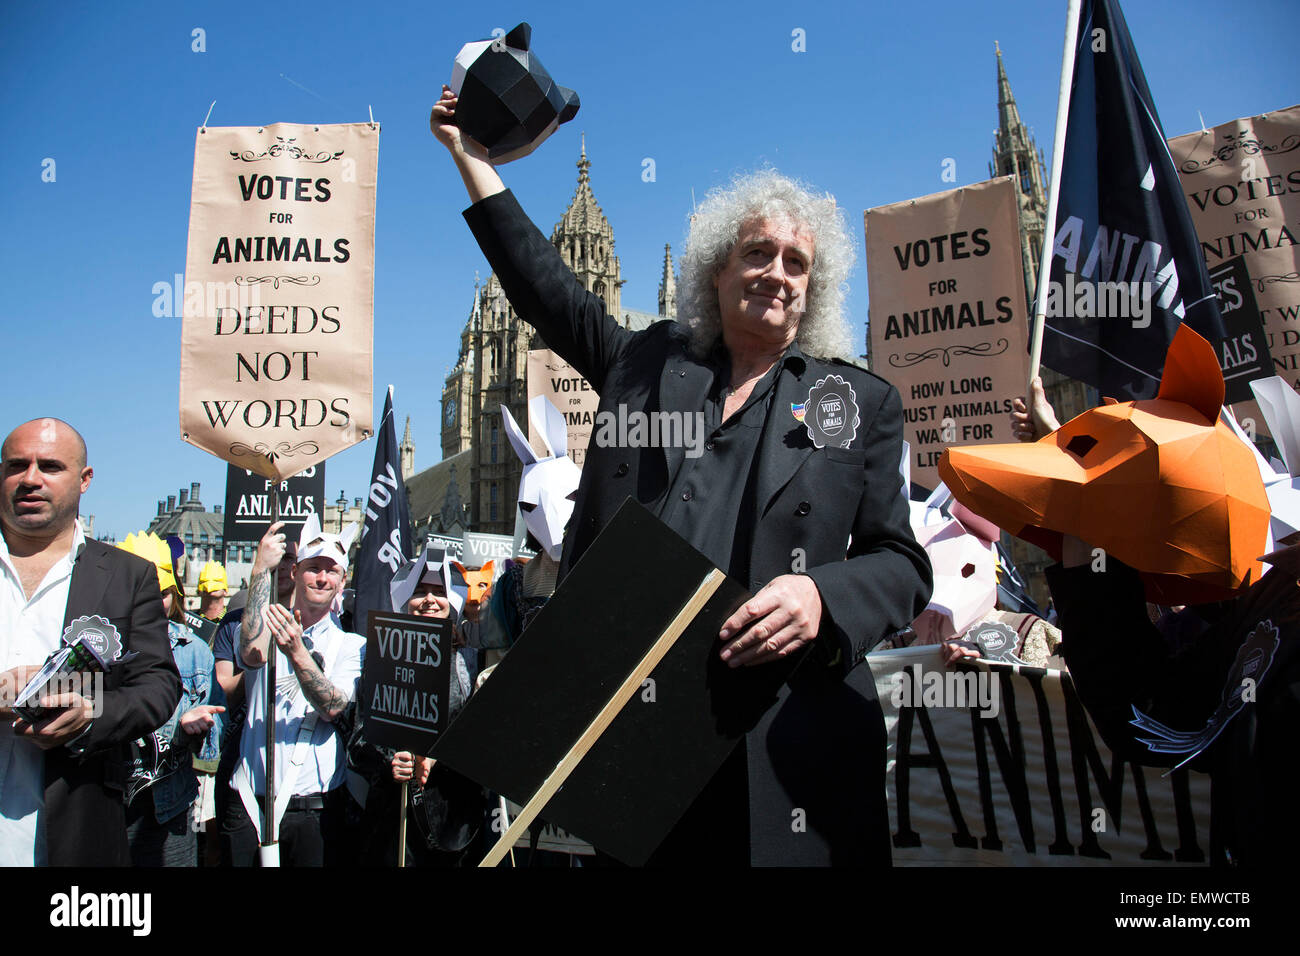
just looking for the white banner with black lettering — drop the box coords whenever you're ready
[868,646,1213,865]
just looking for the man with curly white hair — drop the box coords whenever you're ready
[676,168,857,363]
[431,86,930,865]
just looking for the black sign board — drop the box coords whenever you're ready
[1209,255,1273,405]
[431,498,803,866]
[182,609,218,647]
[221,462,325,544]
[360,610,452,754]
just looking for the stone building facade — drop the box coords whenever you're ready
[430,143,668,538]
[145,482,227,608]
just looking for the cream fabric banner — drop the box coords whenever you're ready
[180,122,377,479]
[868,646,1213,865]
[865,177,1029,491]
[527,348,595,467]
[1170,105,1300,396]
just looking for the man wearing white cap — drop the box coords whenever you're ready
[226,513,363,866]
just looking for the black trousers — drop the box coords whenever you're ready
[220,788,346,867]
[126,798,197,867]
[357,775,467,868]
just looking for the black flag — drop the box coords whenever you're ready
[351,386,413,626]
[1042,0,1224,400]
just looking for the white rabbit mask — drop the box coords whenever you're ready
[500,396,581,561]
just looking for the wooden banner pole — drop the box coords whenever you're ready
[478,568,725,868]
[497,794,517,868]
[261,489,280,859]
[397,781,408,868]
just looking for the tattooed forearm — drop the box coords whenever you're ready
[294,655,347,721]
[239,569,273,668]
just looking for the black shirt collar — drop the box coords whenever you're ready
[710,338,809,379]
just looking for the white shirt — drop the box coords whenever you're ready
[235,614,364,802]
[0,523,85,867]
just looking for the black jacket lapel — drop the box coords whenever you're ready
[64,538,111,630]
[755,361,816,519]
[658,349,712,489]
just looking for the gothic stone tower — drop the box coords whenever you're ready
[440,143,628,534]
[991,42,1093,426]
[991,41,1049,305]
[400,416,415,482]
[659,244,677,318]
[441,283,478,461]
[551,137,625,317]
[467,269,532,534]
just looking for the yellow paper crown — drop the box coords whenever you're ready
[197,561,228,593]
[118,531,177,593]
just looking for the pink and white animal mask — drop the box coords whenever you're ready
[909,484,1001,645]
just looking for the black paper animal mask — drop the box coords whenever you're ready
[450,22,580,162]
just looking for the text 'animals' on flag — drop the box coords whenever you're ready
[180,122,378,478]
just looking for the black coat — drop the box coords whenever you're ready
[1053,555,1300,867]
[43,538,181,866]
[464,190,932,864]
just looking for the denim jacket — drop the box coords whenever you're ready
[127,620,225,824]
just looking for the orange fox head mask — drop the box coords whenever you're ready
[939,326,1271,605]
[450,560,495,617]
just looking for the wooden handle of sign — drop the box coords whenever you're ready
[262,491,281,850]
[497,794,517,868]
[397,781,408,868]
[396,757,436,868]
[477,568,725,868]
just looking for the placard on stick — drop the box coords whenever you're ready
[864,176,1029,490]
[430,498,802,866]
[179,121,376,480]
[222,462,326,545]
[361,610,453,754]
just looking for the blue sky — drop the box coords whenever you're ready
[1,0,1294,541]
